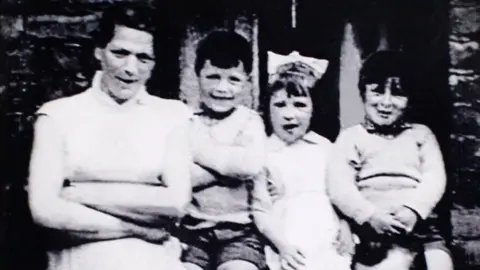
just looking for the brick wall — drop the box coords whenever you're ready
[449,0,480,267]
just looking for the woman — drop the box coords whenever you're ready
[27,5,191,270]
[263,51,352,270]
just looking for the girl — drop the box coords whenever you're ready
[327,50,453,270]
[263,51,352,270]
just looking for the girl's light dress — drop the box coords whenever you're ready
[265,132,351,270]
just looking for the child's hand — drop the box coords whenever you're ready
[392,206,418,233]
[267,180,284,202]
[191,163,217,186]
[367,209,407,235]
[266,162,285,202]
[334,219,356,256]
[164,236,184,259]
[278,245,306,270]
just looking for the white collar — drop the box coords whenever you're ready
[302,131,324,144]
[267,131,323,152]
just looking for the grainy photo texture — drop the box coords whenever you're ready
[0,0,479,270]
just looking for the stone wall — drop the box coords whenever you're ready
[449,0,480,267]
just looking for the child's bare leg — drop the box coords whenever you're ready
[354,246,414,270]
[217,260,259,270]
[425,248,453,270]
[184,262,204,270]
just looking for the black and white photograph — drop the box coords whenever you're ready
[0,0,478,269]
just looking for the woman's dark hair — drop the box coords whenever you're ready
[194,30,253,75]
[94,4,157,49]
[358,50,411,99]
[263,74,312,135]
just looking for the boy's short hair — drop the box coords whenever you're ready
[194,30,253,75]
[94,4,157,48]
[358,50,410,99]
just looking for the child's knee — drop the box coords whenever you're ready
[425,248,453,270]
[183,262,204,270]
[217,260,259,270]
[355,246,414,270]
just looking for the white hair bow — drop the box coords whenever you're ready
[268,51,328,76]
[268,51,329,87]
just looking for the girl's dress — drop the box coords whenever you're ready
[36,72,188,270]
[265,132,351,270]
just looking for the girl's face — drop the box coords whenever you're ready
[364,76,408,126]
[270,89,313,144]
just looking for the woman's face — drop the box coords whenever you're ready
[270,89,313,144]
[95,25,155,103]
[364,76,408,126]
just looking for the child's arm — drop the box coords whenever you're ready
[256,217,306,270]
[191,114,266,180]
[251,171,306,269]
[334,217,356,257]
[327,130,377,225]
[402,126,447,220]
[265,162,285,202]
[189,163,218,190]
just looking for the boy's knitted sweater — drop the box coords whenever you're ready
[185,106,271,229]
[327,123,446,225]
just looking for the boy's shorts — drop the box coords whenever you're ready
[412,212,450,254]
[177,221,266,270]
[353,211,451,266]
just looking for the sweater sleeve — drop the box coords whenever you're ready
[251,169,273,216]
[403,125,447,220]
[327,128,376,225]
[192,112,267,180]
